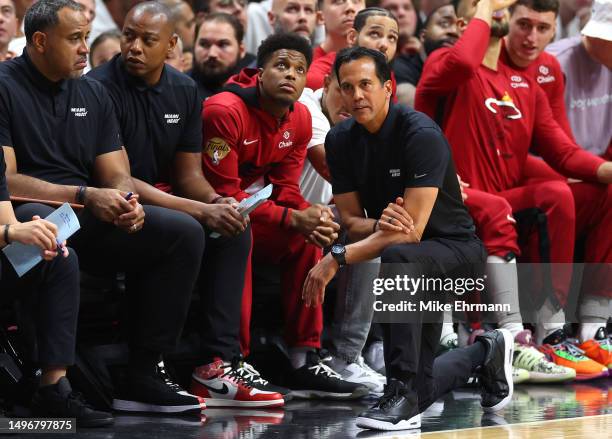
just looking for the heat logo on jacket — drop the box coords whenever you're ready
[484,92,523,120]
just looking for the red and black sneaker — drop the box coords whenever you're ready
[190,358,284,408]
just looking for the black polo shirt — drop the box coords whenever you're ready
[0,51,122,186]
[88,55,202,185]
[325,103,475,241]
[392,53,423,86]
[0,147,8,202]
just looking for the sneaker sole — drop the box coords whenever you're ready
[482,329,514,413]
[76,417,115,428]
[574,370,609,381]
[291,387,369,400]
[204,398,284,408]
[526,372,576,383]
[356,413,421,431]
[112,399,204,413]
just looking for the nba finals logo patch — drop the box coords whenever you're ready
[205,137,231,166]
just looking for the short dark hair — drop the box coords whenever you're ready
[509,0,559,16]
[353,7,398,32]
[89,29,121,65]
[24,0,83,44]
[199,12,244,44]
[257,33,313,68]
[334,46,391,85]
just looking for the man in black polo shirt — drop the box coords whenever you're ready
[0,0,205,414]
[88,2,287,408]
[302,47,514,431]
[0,148,112,427]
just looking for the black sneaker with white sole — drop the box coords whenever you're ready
[31,377,114,428]
[475,328,514,413]
[285,351,369,400]
[113,373,206,414]
[356,379,421,431]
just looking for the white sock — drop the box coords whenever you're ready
[536,297,566,345]
[440,309,455,341]
[289,347,314,369]
[486,256,524,332]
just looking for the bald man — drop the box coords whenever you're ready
[268,0,320,42]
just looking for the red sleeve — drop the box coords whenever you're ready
[267,116,311,213]
[532,86,605,182]
[306,54,334,90]
[202,101,293,228]
[415,18,490,107]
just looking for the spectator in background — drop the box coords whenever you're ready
[554,0,592,40]
[0,0,17,61]
[166,34,185,71]
[103,0,141,29]
[378,0,420,54]
[190,13,247,100]
[393,3,458,105]
[268,0,320,42]
[315,0,365,59]
[417,0,451,20]
[159,0,196,51]
[89,28,120,67]
[547,0,611,158]
[75,0,94,22]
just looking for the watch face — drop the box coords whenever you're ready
[332,244,344,254]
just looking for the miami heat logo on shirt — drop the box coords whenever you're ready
[204,137,231,166]
[484,92,523,120]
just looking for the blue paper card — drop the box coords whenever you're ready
[2,203,81,277]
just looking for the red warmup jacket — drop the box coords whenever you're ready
[306,50,398,101]
[201,68,312,229]
[415,18,604,194]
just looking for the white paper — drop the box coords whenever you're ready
[210,184,273,238]
[2,203,81,277]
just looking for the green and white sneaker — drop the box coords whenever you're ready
[512,366,530,384]
[513,344,576,383]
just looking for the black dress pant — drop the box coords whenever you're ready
[0,248,79,366]
[379,236,486,399]
[15,203,204,355]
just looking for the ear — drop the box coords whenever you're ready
[267,10,276,27]
[32,31,47,53]
[346,28,357,47]
[456,17,468,34]
[384,79,392,98]
[419,28,426,43]
[239,41,246,59]
[257,67,264,83]
[168,34,178,55]
[323,73,331,92]
[316,10,324,26]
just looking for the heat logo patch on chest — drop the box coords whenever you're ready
[164,113,181,124]
[70,107,88,117]
[205,137,231,166]
[484,92,523,120]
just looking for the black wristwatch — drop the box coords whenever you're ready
[330,243,346,267]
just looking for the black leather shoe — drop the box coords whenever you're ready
[356,379,421,431]
[475,329,514,412]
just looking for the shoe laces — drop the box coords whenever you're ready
[221,358,254,389]
[308,355,342,379]
[236,361,269,386]
[515,346,557,372]
[157,362,185,393]
[552,340,587,359]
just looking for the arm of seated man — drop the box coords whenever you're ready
[303,186,437,306]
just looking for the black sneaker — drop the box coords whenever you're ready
[31,377,113,428]
[113,373,206,414]
[234,359,294,402]
[157,360,192,396]
[356,379,421,431]
[475,328,514,413]
[285,351,369,400]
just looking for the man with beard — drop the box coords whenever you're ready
[392,3,459,105]
[415,0,612,378]
[190,12,247,100]
[268,0,320,42]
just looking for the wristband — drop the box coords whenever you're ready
[3,224,10,245]
[76,185,87,204]
[210,195,223,204]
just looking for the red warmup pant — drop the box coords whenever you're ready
[239,218,323,356]
[464,157,612,306]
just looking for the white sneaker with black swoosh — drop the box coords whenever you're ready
[190,358,284,408]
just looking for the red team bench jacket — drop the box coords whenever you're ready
[202,68,312,228]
